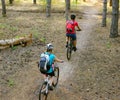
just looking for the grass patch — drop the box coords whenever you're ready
[9,26,18,32]
[15,35,21,39]
[11,46,17,50]
[40,37,46,43]
[106,41,111,48]
[7,79,15,87]
[0,23,8,29]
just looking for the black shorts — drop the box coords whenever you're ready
[41,71,54,76]
[46,71,55,76]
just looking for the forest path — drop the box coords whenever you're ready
[60,2,99,82]
[0,1,102,100]
[54,2,101,100]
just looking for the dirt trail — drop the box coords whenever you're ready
[55,3,101,100]
[0,2,100,100]
[60,3,99,83]
[1,1,120,100]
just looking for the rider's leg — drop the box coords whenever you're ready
[48,76,54,90]
[43,73,47,82]
[73,40,76,47]
[72,34,77,51]
[66,36,68,44]
[49,76,54,86]
[66,34,70,47]
[48,72,55,90]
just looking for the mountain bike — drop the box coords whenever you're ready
[66,37,74,60]
[39,65,59,100]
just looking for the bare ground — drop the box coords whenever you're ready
[0,1,120,100]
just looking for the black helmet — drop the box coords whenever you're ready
[46,43,53,50]
[71,14,76,20]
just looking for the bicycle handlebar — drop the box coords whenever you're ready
[76,29,82,31]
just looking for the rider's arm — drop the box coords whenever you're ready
[54,57,64,63]
[75,21,81,31]
[77,26,82,31]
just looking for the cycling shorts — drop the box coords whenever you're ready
[41,71,55,76]
[66,33,76,40]
[46,71,55,76]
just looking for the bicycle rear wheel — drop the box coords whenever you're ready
[53,67,59,87]
[67,45,72,60]
[39,82,48,100]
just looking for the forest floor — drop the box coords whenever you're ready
[0,1,120,100]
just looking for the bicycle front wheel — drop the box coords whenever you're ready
[53,67,59,87]
[39,82,48,100]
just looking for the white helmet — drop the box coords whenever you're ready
[46,43,53,50]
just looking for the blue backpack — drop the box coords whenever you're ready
[38,53,51,73]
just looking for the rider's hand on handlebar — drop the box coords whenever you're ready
[61,60,64,63]
[76,29,82,31]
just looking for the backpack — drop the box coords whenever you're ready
[38,53,51,73]
[66,21,74,33]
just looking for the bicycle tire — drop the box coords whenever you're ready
[67,45,72,60]
[53,67,59,87]
[39,82,48,100]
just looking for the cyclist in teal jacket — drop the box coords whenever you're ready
[41,43,64,90]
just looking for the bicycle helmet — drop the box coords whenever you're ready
[71,14,76,20]
[46,43,53,50]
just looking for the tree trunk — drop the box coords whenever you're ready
[101,0,107,27]
[9,0,13,4]
[109,0,112,6]
[33,0,36,4]
[68,0,70,10]
[110,0,119,38]
[65,0,70,21]
[1,0,6,17]
[46,0,51,17]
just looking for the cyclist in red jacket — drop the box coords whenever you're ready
[66,14,81,51]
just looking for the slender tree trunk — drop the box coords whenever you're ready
[9,0,13,4]
[68,0,70,10]
[109,0,112,6]
[33,0,36,4]
[101,0,107,27]
[65,0,70,20]
[110,0,119,38]
[1,0,6,17]
[46,0,51,17]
